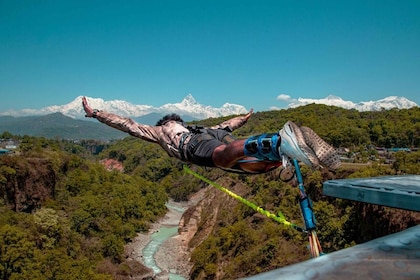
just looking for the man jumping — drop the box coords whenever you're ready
[82,97,340,174]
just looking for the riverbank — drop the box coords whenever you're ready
[125,188,208,279]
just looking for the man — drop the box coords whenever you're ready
[82,97,340,173]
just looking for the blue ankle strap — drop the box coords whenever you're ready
[244,133,281,161]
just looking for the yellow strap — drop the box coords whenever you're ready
[183,165,303,232]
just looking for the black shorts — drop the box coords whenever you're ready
[186,129,236,167]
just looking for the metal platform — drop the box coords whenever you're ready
[245,225,420,280]
[323,175,420,211]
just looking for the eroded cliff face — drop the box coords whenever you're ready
[174,187,221,279]
[100,158,124,172]
[177,177,258,279]
[179,187,221,249]
[0,156,56,212]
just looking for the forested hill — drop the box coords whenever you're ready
[193,104,420,148]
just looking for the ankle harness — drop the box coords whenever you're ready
[244,133,281,161]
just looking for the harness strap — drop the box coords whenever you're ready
[182,132,215,161]
[179,128,225,162]
[186,125,206,134]
[178,133,192,161]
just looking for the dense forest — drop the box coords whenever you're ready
[0,105,419,279]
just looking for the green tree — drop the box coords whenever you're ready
[0,224,35,279]
[33,208,61,249]
[393,151,420,174]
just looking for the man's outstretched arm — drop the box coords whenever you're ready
[210,108,254,131]
[82,97,160,142]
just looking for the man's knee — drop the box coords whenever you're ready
[212,145,228,167]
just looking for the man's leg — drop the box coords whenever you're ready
[212,121,340,171]
[212,140,280,173]
[212,139,247,168]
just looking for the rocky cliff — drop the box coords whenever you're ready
[0,156,56,212]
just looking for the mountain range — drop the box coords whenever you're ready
[0,113,126,141]
[0,94,418,122]
[0,95,418,140]
[0,94,248,121]
[287,95,418,111]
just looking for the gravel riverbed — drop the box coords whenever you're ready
[125,190,206,280]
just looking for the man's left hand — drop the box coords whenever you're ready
[82,97,94,118]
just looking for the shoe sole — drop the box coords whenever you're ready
[300,126,341,170]
[279,121,320,168]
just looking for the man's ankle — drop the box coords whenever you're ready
[244,133,281,161]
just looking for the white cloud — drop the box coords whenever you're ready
[276,94,292,101]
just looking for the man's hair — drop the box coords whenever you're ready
[156,114,184,126]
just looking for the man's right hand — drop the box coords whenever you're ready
[244,108,254,122]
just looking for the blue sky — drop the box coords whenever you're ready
[1,0,419,112]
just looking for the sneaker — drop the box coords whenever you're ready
[300,126,341,170]
[279,121,320,168]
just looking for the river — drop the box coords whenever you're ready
[142,203,187,279]
[125,199,191,279]
[125,187,208,279]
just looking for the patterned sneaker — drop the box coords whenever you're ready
[300,126,341,170]
[279,121,320,168]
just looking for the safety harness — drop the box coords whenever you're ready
[178,125,214,162]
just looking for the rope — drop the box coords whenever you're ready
[183,165,305,233]
[184,164,324,258]
[292,159,323,257]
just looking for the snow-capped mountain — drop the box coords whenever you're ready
[288,95,418,111]
[156,94,247,119]
[0,94,248,119]
[0,94,417,119]
[356,96,418,111]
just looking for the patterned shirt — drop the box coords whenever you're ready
[94,111,251,161]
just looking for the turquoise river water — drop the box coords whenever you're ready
[142,203,187,279]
